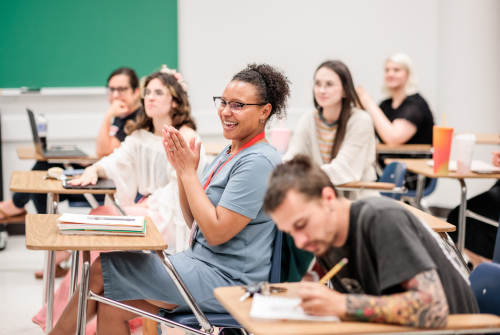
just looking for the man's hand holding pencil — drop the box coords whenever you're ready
[297,258,348,317]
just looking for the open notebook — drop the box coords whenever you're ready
[249,294,340,322]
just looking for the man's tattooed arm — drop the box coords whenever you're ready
[345,269,449,328]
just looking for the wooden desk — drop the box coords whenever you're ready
[26,214,167,251]
[456,133,500,145]
[376,144,432,155]
[336,181,405,195]
[214,283,500,335]
[399,202,456,233]
[338,181,396,190]
[385,159,500,254]
[26,214,167,334]
[10,171,115,195]
[16,146,100,164]
[203,142,229,156]
[12,171,118,334]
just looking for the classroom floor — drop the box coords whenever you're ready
[0,201,154,335]
[0,235,158,335]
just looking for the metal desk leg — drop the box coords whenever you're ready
[107,194,126,216]
[44,192,59,333]
[415,174,426,210]
[45,250,56,333]
[76,251,91,335]
[69,251,80,301]
[457,179,467,254]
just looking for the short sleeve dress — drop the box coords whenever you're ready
[100,142,282,313]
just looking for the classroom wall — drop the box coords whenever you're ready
[0,0,499,209]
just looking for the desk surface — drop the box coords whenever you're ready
[338,182,396,190]
[376,144,432,155]
[25,214,168,251]
[16,146,100,163]
[399,202,455,233]
[457,133,500,145]
[214,283,500,335]
[10,171,116,195]
[386,159,500,179]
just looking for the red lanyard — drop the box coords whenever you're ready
[203,132,266,190]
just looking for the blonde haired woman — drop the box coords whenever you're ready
[356,53,434,190]
[357,53,434,146]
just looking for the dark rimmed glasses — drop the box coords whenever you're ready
[107,86,131,95]
[213,96,267,114]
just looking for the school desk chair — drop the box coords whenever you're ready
[379,162,407,201]
[403,178,437,213]
[89,230,283,335]
[469,218,500,316]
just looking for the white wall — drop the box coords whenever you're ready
[1,0,498,210]
[427,0,500,207]
[178,0,439,127]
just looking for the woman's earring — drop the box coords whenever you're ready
[260,119,266,123]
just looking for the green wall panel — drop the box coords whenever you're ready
[0,1,177,88]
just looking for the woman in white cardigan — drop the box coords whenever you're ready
[283,60,377,200]
[33,69,206,334]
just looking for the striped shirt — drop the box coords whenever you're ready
[314,110,338,164]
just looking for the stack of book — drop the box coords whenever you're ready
[57,213,146,236]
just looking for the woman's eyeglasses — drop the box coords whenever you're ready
[142,88,167,99]
[213,97,267,114]
[108,86,131,95]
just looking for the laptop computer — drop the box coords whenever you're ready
[27,109,88,157]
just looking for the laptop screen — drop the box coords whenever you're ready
[27,109,43,154]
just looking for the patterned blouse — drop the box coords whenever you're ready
[314,110,338,164]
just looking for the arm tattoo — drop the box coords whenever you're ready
[345,269,449,328]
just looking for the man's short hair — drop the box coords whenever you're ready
[264,155,338,213]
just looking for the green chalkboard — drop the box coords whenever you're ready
[0,1,177,88]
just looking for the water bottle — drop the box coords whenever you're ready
[37,113,48,150]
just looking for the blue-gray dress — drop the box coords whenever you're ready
[100,143,282,313]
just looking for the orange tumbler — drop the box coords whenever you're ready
[433,126,454,174]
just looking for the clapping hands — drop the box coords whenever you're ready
[162,125,202,178]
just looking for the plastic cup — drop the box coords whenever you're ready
[433,126,454,174]
[455,134,476,174]
[271,128,291,155]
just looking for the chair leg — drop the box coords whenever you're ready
[155,250,214,334]
[88,291,208,335]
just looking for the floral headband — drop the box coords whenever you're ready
[160,64,188,92]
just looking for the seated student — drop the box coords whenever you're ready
[264,155,478,328]
[281,60,377,283]
[356,53,435,189]
[447,149,500,267]
[283,60,377,201]
[0,67,141,262]
[33,68,206,334]
[46,63,287,335]
[0,67,140,221]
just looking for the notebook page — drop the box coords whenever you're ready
[249,294,340,322]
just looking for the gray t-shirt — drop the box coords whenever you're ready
[317,197,478,314]
[185,142,282,284]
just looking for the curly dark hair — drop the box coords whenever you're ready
[232,63,291,122]
[125,72,196,134]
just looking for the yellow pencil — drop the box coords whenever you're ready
[319,257,348,285]
[295,258,348,308]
